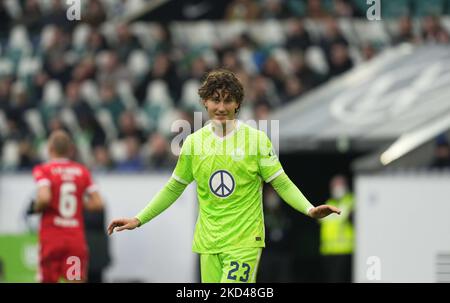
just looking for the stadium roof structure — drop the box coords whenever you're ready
[272,44,450,170]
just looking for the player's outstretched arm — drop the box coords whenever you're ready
[108,217,140,235]
[307,204,341,219]
[270,172,341,219]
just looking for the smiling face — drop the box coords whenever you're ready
[198,69,244,127]
[203,89,240,125]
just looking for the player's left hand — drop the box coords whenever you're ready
[308,205,341,219]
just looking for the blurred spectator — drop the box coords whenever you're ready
[281,76,305,104]
[5,83,33,140]
[421,16,450,44]
[114,23,142,62]
[320,175,354,283]
[225,0,260,20]
[82,0,107,28]
[99,81,126,129]
[16,0,43,37]
[83,30,109,58]
[0,78,13,112]
[320,17,349,66]
[429,135,450,169]
[307,0,330,19]
[118,111,146,143]
[151,23,173,55]
[260,0,290,19]
[261,55,285,96]
[0,2,13,37]
[253,101,272,121]
[43,0,74,32]
[31,72,50,103]
[328,43,353,78]
[17,137,39,170]
[361,43,377,61]
[333,0,362,17]
[66,81,106,148]
[393,16,418,45]
[116,136,145,172]
[134,53,181,105]
[92,145,114,172]
[220,51,242,72]
[285,19,313,51]
[248,75,281,109]
[144,132,176,170]
[97,51,130,86]
[72,57,97,82]
[290,51,324,89]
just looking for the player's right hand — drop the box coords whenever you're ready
[107,217,140,235]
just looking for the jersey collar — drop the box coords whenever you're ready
[208,120,241,140]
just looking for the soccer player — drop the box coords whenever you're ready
[32,130,104,283]
[107,69,341,283]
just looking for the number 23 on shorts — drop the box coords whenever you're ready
[226,261,251,282]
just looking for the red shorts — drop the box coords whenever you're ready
[39,238,88,283]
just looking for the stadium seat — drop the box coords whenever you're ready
[17,57,42,79]
[190,21,218,48]
[73,23,92,52]
[109,139,128,163]
[60,108,81,135]
[215,21,247,45]
[7,25,33,63]
[80,80,101,108]
[180,79,202,111]
[127,49,150,81]
[24,109,46,138]
[130,22,153,50]
[39,25,56,51]
[0,58,14,77]
[42,80,64,107]
[338,19,359,47]
[249,20,286,47]
[144,80,174,126]
[117,82,139,111]
[157,108,182,138]
[304,46,329,75]
[1,140,19,170]
[352,20,391,46]
[134,109,155,134]
[96,109,118,141]
[271,47,293,75]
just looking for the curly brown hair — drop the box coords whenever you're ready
[198,69,244,107]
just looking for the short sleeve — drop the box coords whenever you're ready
[258,131,283,183]
[32,165,51,187]
[172,135,194,185]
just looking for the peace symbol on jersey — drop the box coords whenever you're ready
[209,170,235,198]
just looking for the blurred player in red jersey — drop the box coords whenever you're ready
[32,130,104,283]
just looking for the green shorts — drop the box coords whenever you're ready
[200,247,263,283]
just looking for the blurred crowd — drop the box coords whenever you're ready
[0,0,449,172]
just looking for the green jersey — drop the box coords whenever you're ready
[172,120,283,253]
